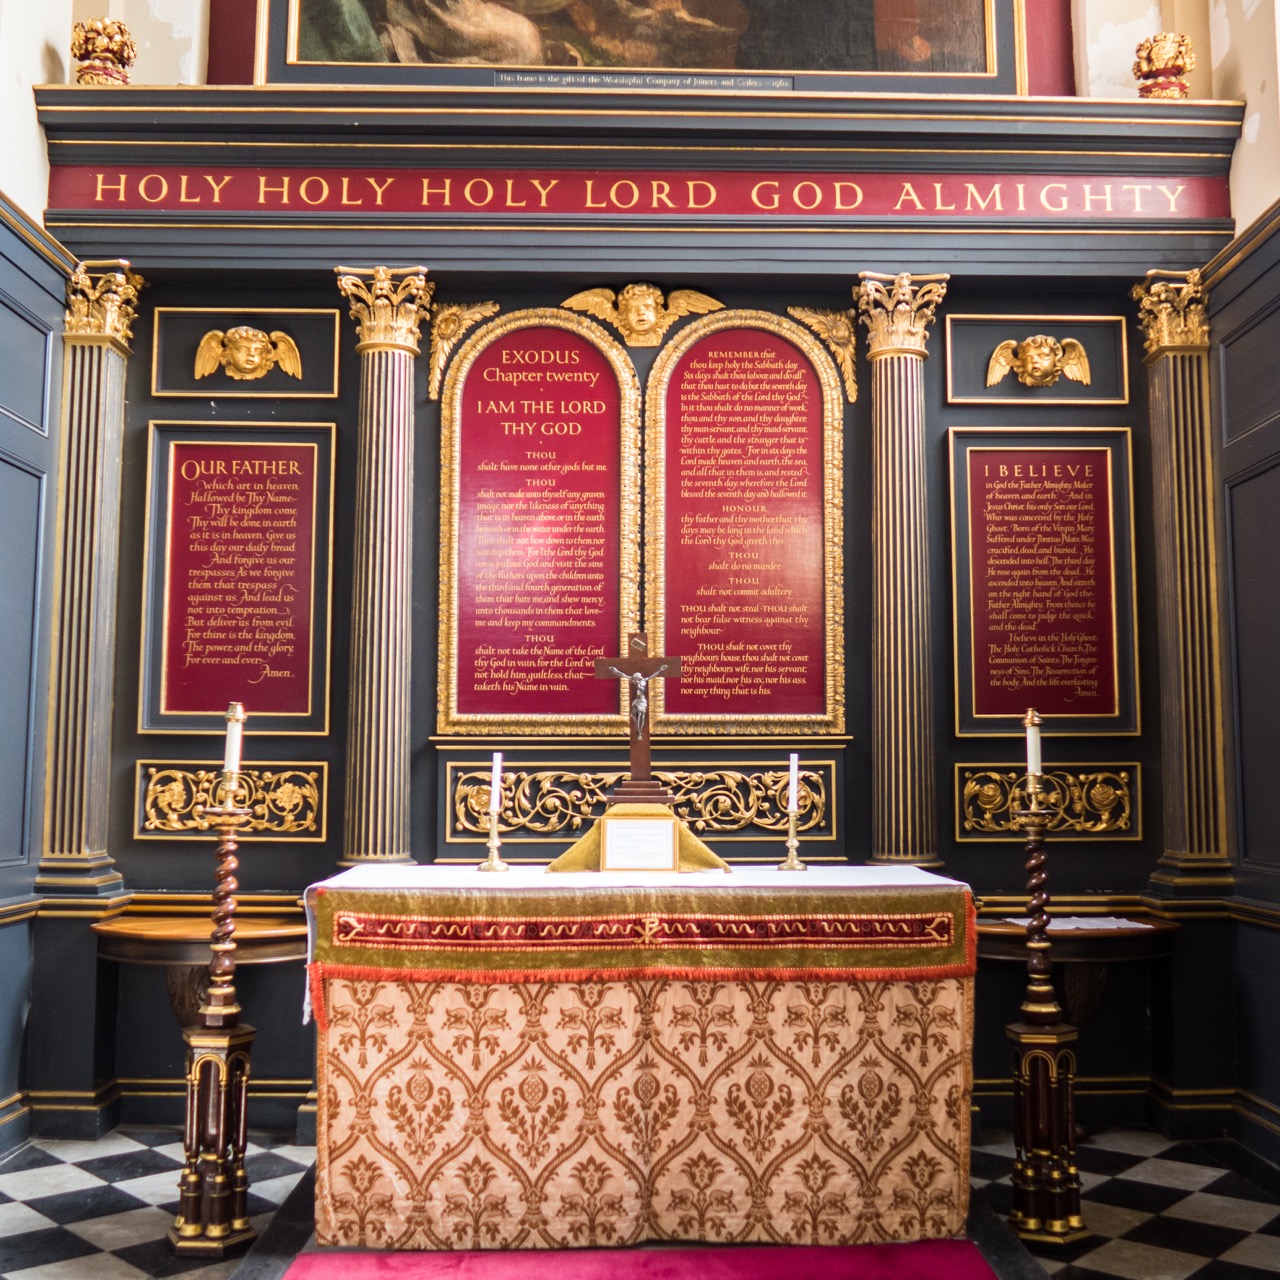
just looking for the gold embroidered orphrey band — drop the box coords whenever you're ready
[307,884,975,1004]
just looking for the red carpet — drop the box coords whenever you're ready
[285,1240,997,1280]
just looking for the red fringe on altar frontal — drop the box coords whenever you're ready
[284,1241,999,1280]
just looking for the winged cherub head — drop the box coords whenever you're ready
[616,283,665,343]
[194,326,303,381]
[986,334,1091,388]
[560,283,723,347]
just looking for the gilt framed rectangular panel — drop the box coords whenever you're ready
[949,426,1139,736]
[437,310,640,735]
[139,420,335,735]
[259,0,1024,95]
[645,310,845,735]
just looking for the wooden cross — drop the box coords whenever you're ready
[595,632,681,789]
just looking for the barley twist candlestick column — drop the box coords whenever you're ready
[335,266,433,866]
[1006,709,1089,1247]
[857,271,948,867]
[169,704,256,1257]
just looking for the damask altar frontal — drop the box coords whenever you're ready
[306,866,975,1249]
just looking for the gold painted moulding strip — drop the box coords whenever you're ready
[956,763,1139,841]
[135,761,327,841]
[450,766,830,841]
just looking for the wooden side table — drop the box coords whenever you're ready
[92,916,308,1026]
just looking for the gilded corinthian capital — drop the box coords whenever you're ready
[64,260,145,347]
[335,265,434,354]
[856,271,949,358]
[1132,269,1208,357]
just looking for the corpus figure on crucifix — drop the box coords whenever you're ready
[595,632,681,805]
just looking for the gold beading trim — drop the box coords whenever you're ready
[335,265,433,355]
[1132,269,1209,357]
[957,765,1137,840]
[65,259,145,347]
[644,309,845,736]
[451,766,828,838]
[787,306,858,402]
[438,309,641,736]
[427,300,499,400]
[856,271,949,359]
[137,761,326,841]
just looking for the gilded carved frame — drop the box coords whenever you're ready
[645,309,845,735]
[438,308,641,735]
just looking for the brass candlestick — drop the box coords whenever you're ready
[169,755,257,1257]
[779,809,806,871]
[1005,730,1089,1247]
[478,809,509,873]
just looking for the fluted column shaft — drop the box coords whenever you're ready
[1133,270,1230,890]
[858,272,948,866]
[336,266,432,865]
[38,262,144,894]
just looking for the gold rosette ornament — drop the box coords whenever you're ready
[1134,33,1195,99]
[71,18,137,86]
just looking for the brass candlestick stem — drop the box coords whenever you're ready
[478,810,509,872]
[1006,770,1089,1247]
[779,810,806,871]
[169,776,257,1257]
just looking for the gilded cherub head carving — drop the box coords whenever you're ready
[561,283,723,347]
[986,335,1091,389]
[194,326,303,381]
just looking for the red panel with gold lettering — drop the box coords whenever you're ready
[967,446,1118,717]
[662,329,827,718]
[455,327,622,717]
[161,440,318,716]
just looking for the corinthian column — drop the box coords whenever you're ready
[1132,269,1231,891]
[335,266,433,866]
[37,261,145,895]
[857,271,948,866]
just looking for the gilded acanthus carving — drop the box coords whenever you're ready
[561,283,723,347]
[1133,32,1195,99]
[856,271,948,358]
[787,307,858,401]
[986,335,1091,388]
[194,327,302,381]
[1131,269,1209,356]
[428,300,500,399]
[959,767,1134,838]
[335,265,433,353]
[64,260,146,344]
[141,765,324,839]
[71,18,136,85]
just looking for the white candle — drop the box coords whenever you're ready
[489,752,503,815]
[222,702,246,775]
[1024,709,1042,777]
[788,752,799,813]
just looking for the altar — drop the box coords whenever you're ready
[305,864,976,1250]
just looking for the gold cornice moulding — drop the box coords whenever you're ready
[335,264,433,355]
[561,282,723,347]
[788,306,858,402]
[1132,269,1209,357]
[428,299,500,400]
[856,271,949,358]
[64,259,145,348]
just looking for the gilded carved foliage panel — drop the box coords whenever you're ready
[316,975,971,1249]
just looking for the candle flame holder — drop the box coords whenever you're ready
[478,808,510,873]
[778,809,807,871]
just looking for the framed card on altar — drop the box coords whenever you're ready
[600,815,679,872]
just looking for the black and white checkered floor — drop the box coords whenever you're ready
[0,1128,312,1280]
[0,1126,1276,1277]
[972,1128,1280,1278]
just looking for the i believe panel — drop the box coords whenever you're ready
[646,312,844,734]
[439,311,640,734]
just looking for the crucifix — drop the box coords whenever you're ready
[595,632,681,805]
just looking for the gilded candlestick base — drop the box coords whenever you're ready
[478,812,510,872]
[778,811,806,871]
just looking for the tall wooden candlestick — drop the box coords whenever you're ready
[1006,712,1089,1247]
[169,705,256,1257]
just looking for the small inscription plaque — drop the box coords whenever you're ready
[141,423,334,733]
[951,429,1138,734]
[440,313,640,733]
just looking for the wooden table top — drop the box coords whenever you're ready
[91,915,308,965]
[977,915,1179,962]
